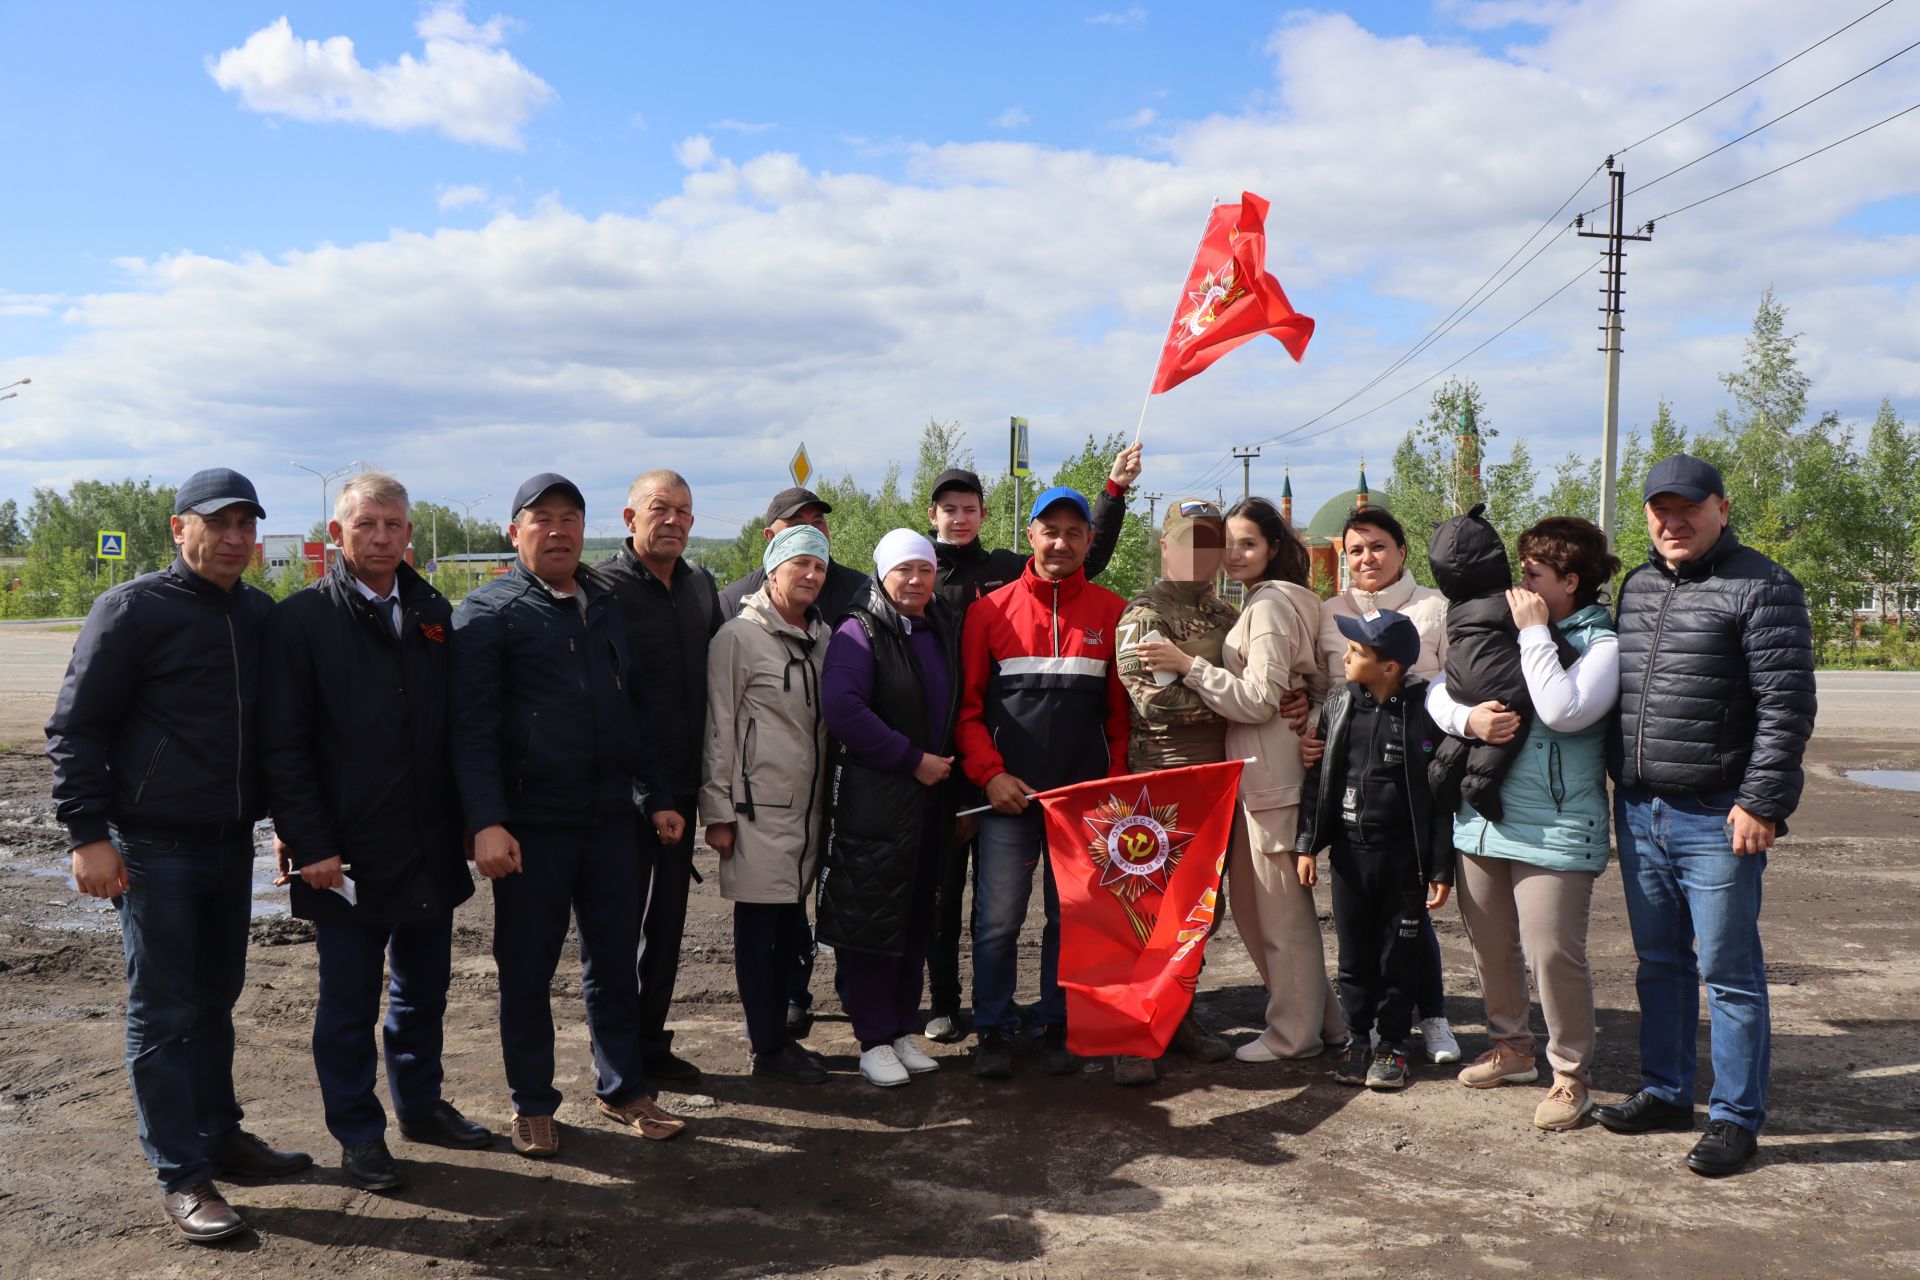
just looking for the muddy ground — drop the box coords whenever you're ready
[1,636,1916,1279]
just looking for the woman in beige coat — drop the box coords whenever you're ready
[1134,497,1345,1060]
[702,527,835,1085]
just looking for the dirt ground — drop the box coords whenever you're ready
[1,626,1915,1280]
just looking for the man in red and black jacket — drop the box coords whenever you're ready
[955,486,1130,1080]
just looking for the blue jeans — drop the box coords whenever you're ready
[313,914,453,1145]
[112,829,254,1192]
[971,810,1063,1033]
[1615,790,1771,1131]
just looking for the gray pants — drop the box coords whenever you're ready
[1455,854,1597,1081]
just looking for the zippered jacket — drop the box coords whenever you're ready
[932,479,1130,614]
[699,588,833,904]
[956,562,1129,794]
[260,561,474,922]
[1296,676,1455,887]
[449,561,668,833]
[47,558,272,848]
[1611,528,1816,824]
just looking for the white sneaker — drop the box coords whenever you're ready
[1234,1037,1281,1063]
[859,1045,911,1087]
[891,1036,939,1074]
[1419,1017,1462,1064]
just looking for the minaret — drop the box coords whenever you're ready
[1355,457,1370,512]
[1280,467,1294,526]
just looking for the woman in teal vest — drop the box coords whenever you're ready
[1425,517,1621,1132]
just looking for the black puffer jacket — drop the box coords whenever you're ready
[1296,677,1455,888]
[1611,528,1816,824]
[816,586,961,957]
[449,562,670,832]
[47,559,272,847]
[260,562,473,923]
[1425,504,1576,821]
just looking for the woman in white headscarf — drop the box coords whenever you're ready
[817,530,963,1088]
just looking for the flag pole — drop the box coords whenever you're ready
[955,757,1257,818]
[1132,390,1152,445]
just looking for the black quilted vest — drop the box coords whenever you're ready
[816,589,960,957]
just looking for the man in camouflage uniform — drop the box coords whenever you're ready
[1110,498,1239,1084]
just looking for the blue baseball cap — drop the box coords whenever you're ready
[1335,608,1422,669]
[1027,485,1092,524]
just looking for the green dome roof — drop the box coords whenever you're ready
[1305,489,1383,542]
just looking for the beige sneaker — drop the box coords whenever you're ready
[1534,1074,1594,1131]
[510,1112,560,1158]
[596,1094,688,1141]
[1457,1045,1540,1089]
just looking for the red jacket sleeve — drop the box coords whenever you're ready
[957,598,1005,788]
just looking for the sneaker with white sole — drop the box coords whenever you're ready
[859,1044,911,1088]
[1457,1045,1540,1088]
[1534,1074,1594,1130]
[891,1036,939,1073]
[1418,1016,1462,1064]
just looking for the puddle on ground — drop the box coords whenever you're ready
[1845,770,1920,792]
[16,849,289,930]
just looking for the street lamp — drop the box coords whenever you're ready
[291,459,370,539]
[442,493,492,571]
[0,378,28,394]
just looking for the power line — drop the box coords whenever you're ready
[1578,33,1920,220]
[1642,98,1920,227]
[1615,0,1902,157]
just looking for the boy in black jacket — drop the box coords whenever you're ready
[1296,609,1455,1091]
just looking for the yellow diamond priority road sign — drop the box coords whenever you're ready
[789,443,813,489]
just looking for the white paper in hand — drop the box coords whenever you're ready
[329,875,359,907]
[1138,629,1178,687]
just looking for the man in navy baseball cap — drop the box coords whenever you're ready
[1642,453,1725,504]
[173,467,266,519]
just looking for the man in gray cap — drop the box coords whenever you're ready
[48,467,310,1243]
[1594,453,1816,1178]
[448,473,688,1159]
[718,486,869,626]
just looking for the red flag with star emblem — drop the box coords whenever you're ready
[1040,760,1245,1057]
[1150,192,1313,394]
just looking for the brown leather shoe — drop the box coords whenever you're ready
[596,1094,688,1141]
[210,1129,313,1180]
[162,1180,246,1243]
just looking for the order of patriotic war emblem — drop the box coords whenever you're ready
[1085,787,1198,901]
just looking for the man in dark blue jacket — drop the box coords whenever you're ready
[47,468,310,1244]
[261,472,491,1194]
[1595,455,1817,1177]
[449,473,688,1159]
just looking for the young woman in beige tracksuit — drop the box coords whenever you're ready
[1134,497,1345,1059]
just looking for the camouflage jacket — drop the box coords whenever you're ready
[1116,580,1238,771]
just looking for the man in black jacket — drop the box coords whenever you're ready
[449,473,688,1159]
[1594,454,1816,1178]
[920,447,1139,1042]
[48,467,309,1244]
[261,473,491,1193]
[718,486,869,624]
[592,468,722,1082]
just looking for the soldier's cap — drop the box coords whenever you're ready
[766,486,833,524]
[1161,497,1225,547]
[930,468,984,502]
[174,468,265,519]
[1027,485,1091,524]
[1643,453,1724,504]
[512,472,586,517]
[1335,608,1421,670]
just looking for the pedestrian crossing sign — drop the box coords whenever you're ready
[96,531,127,560]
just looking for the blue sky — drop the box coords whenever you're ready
[2,1,1915,533]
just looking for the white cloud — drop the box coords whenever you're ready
[991,106,1031,129]
[13,1,1918,526]
[628,111,648,131]
[207,4,555,149]
[1110,107,1157,130]
[436,183,489,211]
[712,118,776,134]
[1089,7,1147,26]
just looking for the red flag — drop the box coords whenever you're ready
[1150,192,1314,394]
[1040,760,1245,1058]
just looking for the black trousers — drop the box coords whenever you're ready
[734,901,809,1055]
[925,835,975,1018]
[1329,829,1426,1050]
[636,793,697,1060]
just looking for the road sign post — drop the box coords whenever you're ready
[1009,417,1031,547]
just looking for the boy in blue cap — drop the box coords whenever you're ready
[1294,608,1455,1090]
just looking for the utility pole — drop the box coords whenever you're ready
[1576,156,1653,543]
[1231,446,1262,503]
[1140,491,1167,578]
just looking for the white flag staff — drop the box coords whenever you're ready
[955,757,1259,819]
